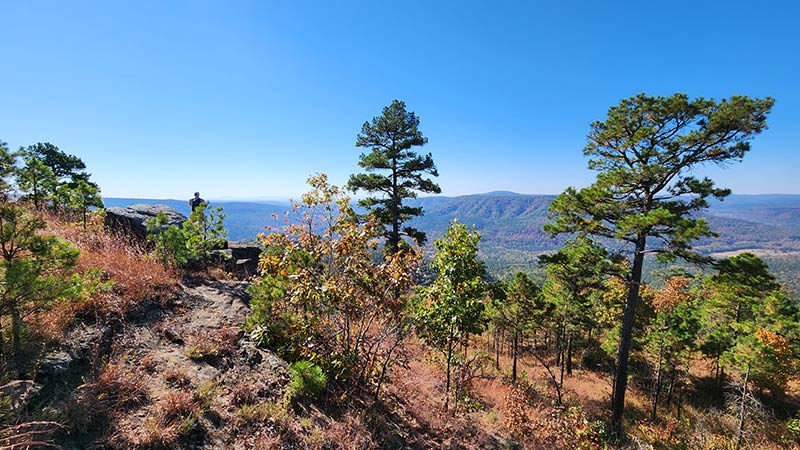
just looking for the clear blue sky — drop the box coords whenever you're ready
[1,1,797,200]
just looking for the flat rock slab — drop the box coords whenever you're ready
[105,204,187,240]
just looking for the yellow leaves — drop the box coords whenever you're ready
[653,276,692,312]
[755,327,792,358]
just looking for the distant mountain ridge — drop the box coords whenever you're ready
[104,193,800,251]
[416,193,800,252]
[104,194,800,290]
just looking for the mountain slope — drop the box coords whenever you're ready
[104,194,800,289]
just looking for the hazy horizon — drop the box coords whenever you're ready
[104,191,800,205]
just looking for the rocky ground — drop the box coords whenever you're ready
[28,278,294,449]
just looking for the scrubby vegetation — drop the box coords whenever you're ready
[1,94,798,449]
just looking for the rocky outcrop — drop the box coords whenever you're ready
[104,203,261,275]
[213,242,262,276]
[105,204,187,240]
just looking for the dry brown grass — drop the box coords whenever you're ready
[96,361,150,409]
[43,211,179,320]
[164,369,192,389]
[119,391,201,449]
[64,361,150,435]
[323,411,378,450]
[229,381,261,407]
[157,391,199,425]
[0,421,64,449]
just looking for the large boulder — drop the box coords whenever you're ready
[105,204,187,240]
[212,242,262,276]
[229,242,262,275]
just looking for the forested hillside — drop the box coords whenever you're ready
[106,193,800,291]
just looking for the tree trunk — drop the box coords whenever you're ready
[566,332,574,376]
[512,330,519,383]
[495,329,500,370]
[650,337,665,422]
[444,325,454,413]
[0,318,4,361]
[611,233,647,438]
[555,324,562,367]
[389,155,401,253]
[559,344,565,390]
[532,350,562,405]
[11,306,22,355]
[736,364,751,450]
[455,333,469,408]
[665,368,675,408]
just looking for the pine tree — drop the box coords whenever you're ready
[348,100,441,253]
[0,141,16,199]
[15,149,57,209]
[544,93,774,436]
[0,204,79,358]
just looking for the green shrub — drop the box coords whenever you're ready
[146,212,189,269]
[287,360,326,401]
[183,202,227,264]
[146,203,228,270]
[788,414,800,442]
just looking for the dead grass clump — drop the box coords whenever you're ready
[230,382,261,407]
[0,421,63,449]
[234,400,286,427]
[157,391,199,425]
[63,383,109,435]
[205,266,233,280]
[32,300,78,346]
[140,353,158,373]
[64,362,149,434]
[185,326,240,362]
[164,369,192,389]
[231,400,318,449]
[502,380,606,449]
[323,411,378,450]
[96,361,150,409]
[246,430,284,449]
[120,391,201,449]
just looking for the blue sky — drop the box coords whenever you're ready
[1,1,797,200]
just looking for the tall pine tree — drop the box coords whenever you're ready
[348,100,441,253]
[544,93,773,436]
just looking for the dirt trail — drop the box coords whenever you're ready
[106,279,288,448]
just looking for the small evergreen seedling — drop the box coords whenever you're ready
[287,360,326,401]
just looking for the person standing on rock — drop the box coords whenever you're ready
[189,192,205,211]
